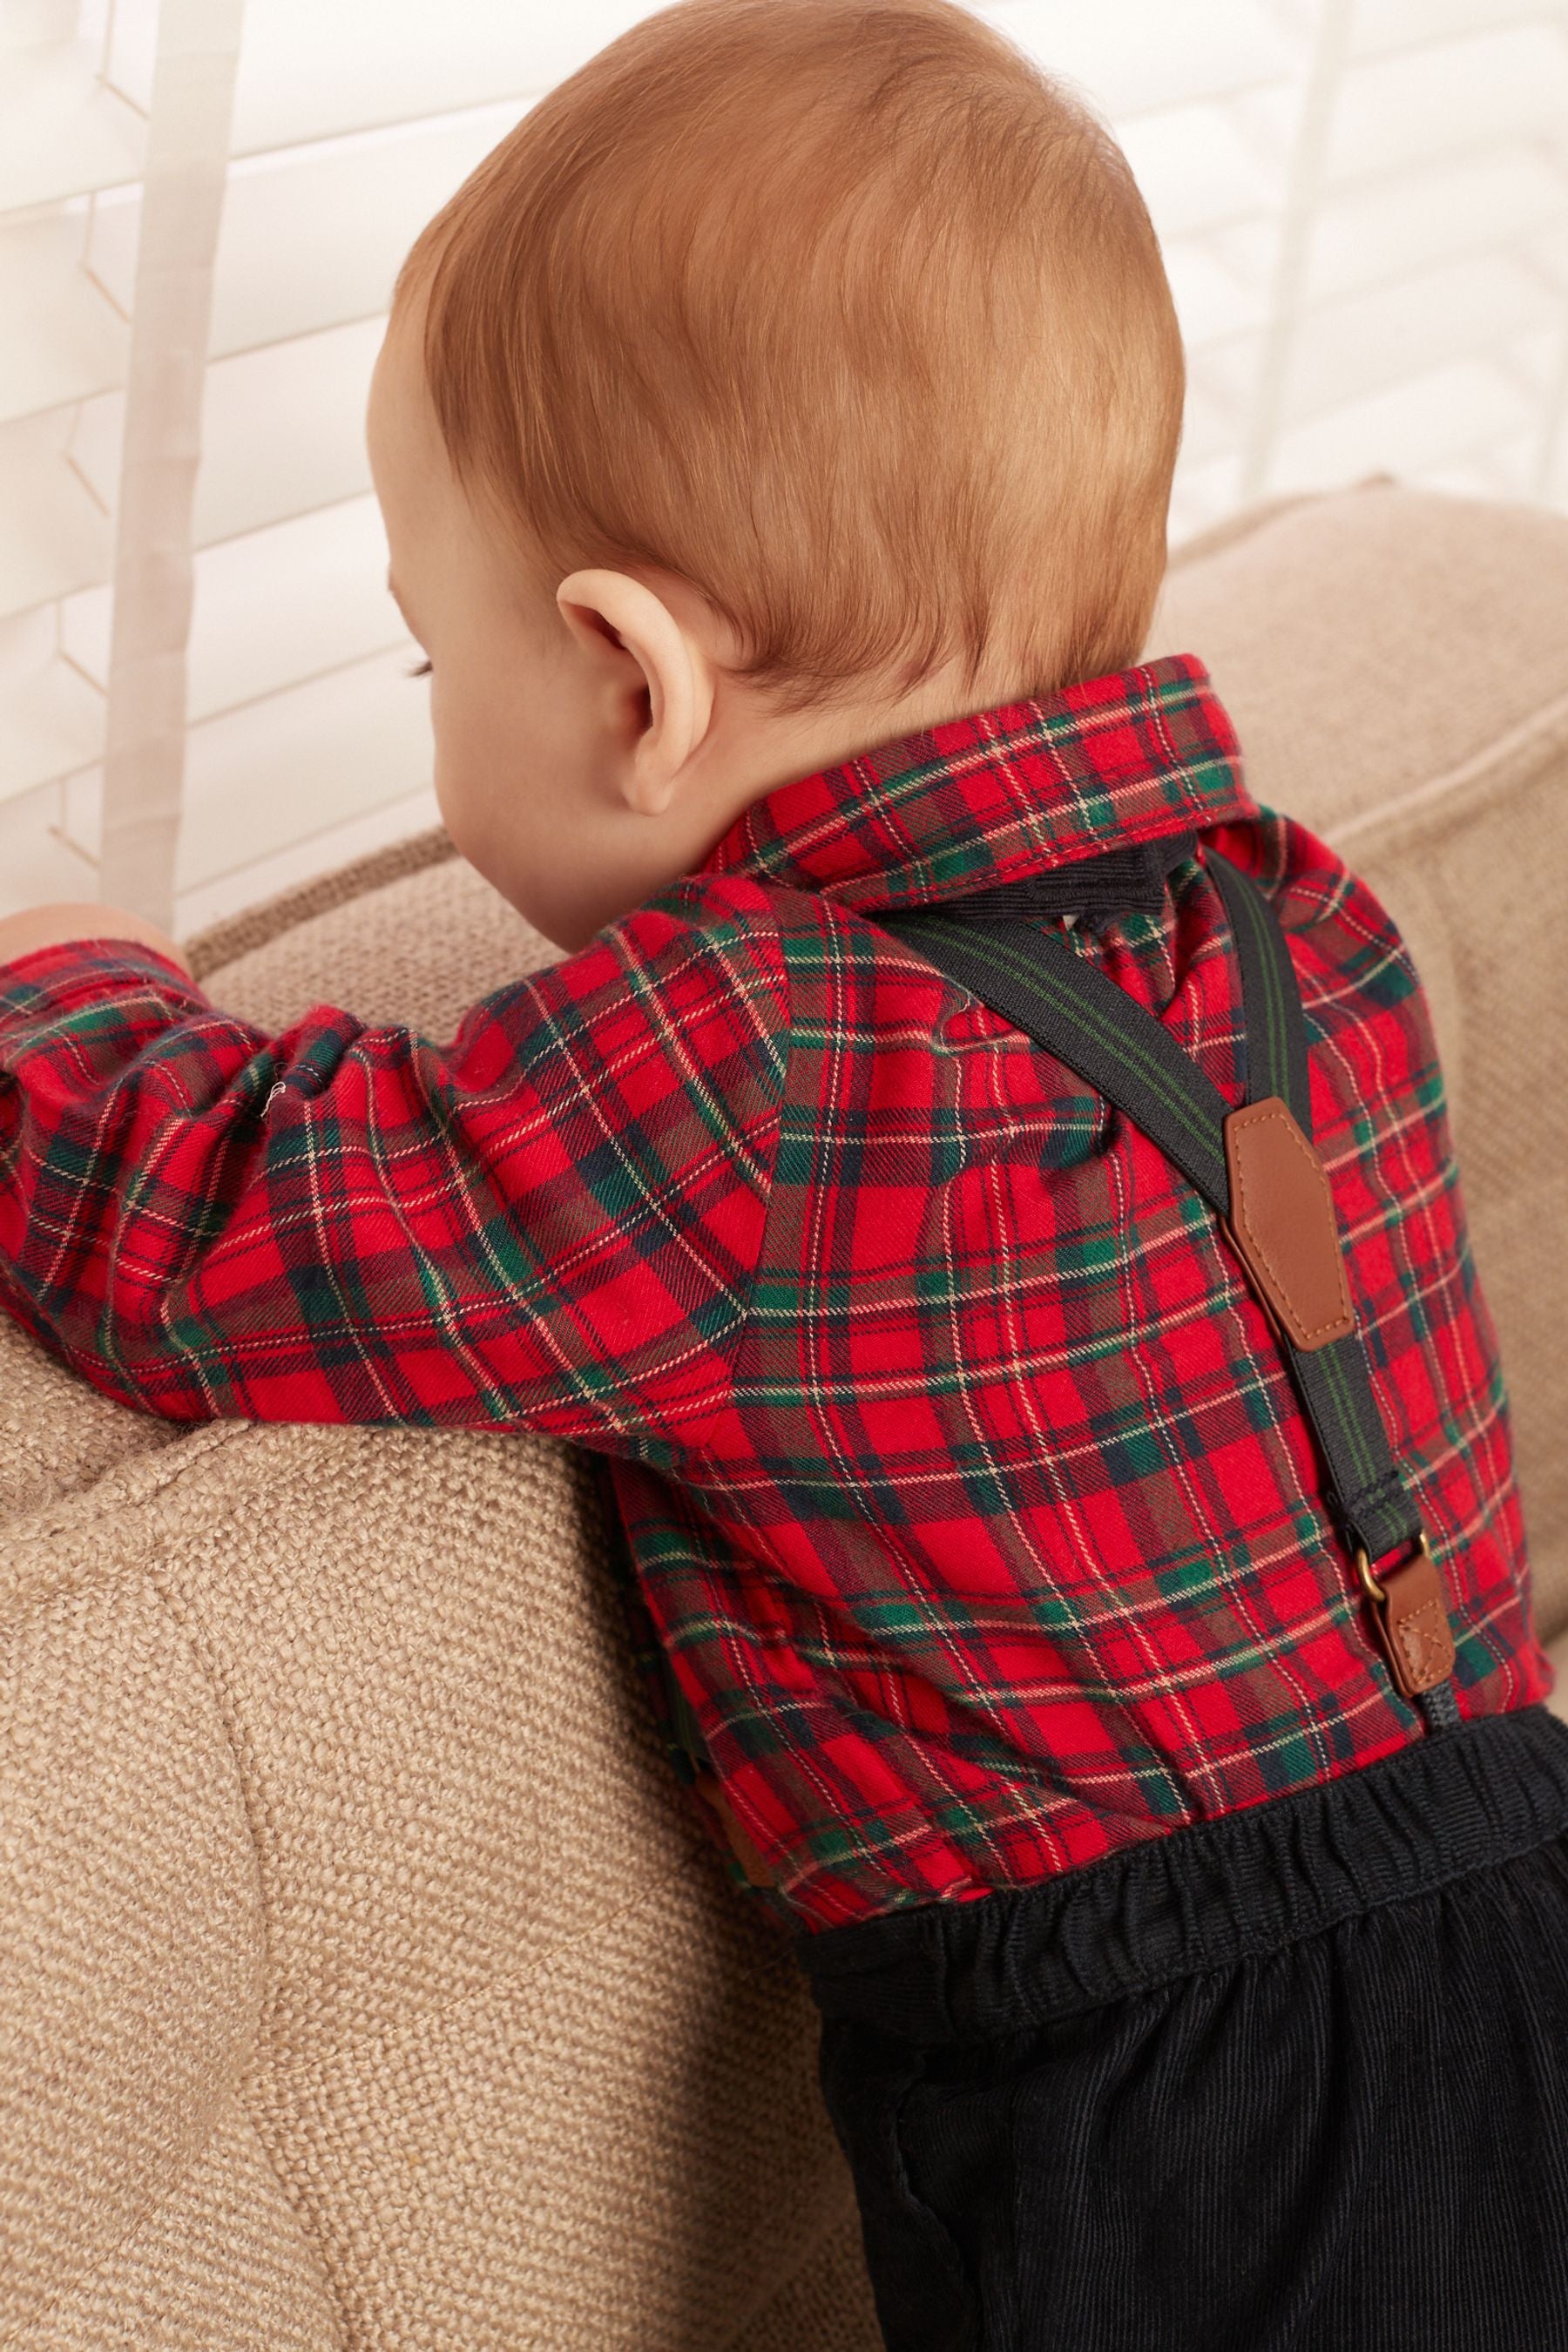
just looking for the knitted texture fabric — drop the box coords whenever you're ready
[2,1420,877,2347]
[3,482,1566,2345]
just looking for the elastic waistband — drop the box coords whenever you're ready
[801,1707,1568,2044]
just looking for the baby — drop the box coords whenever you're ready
[3,4,1567,2346]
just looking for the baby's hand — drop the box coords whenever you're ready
[0,902,190,977]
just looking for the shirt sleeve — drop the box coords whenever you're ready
[0,879,789,1452]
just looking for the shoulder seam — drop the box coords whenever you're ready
[639,879,793,1445]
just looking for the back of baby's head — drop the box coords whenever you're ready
[397,0,1183,717]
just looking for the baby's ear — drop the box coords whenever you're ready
[555,571,640,666]
[555,583,631,660]
[557,570,718,814]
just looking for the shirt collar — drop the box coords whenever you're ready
[700,652,1255,914]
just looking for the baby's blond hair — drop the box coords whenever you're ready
[396,0,1184,716]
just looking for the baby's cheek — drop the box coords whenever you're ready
[429,733,488,869]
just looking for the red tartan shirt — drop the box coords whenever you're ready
[0,655,1547,1929]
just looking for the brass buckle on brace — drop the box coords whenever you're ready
[1352,1529,1456,1700]
[1352,1529,1429,1605]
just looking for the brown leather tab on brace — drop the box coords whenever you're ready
[1369,1545,1458,1699]
[1222,1098,1355,1353]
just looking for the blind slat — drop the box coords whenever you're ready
[187,321,381,547]
[82,105,524,362]
[60,496,411,727]
[1300,150,1568,301]
[0,408,112,624]
[1119,104,1279,239]
[0,609,104,808]
[1234,24,1568,191]
[1272,355,1541,489]
[1352,0,1568,61]
[60,315,381,558]
[0,775,97,922]
[0,43,145,213]
[986,0,1294,118]
[0,211,128,428]
[1201,251,1561,426]
[63,648,435,899]
[228,0,645,159]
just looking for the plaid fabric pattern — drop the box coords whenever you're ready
[0,654,1546,1929]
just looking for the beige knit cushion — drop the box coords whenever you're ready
[2,1419,877,2349]
[3,481,1567,2349]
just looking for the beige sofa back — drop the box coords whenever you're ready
[3,483,1567,2349]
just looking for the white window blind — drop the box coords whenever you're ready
[2,0,1566,929]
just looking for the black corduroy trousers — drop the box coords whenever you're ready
[804,1707,1568,2352]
